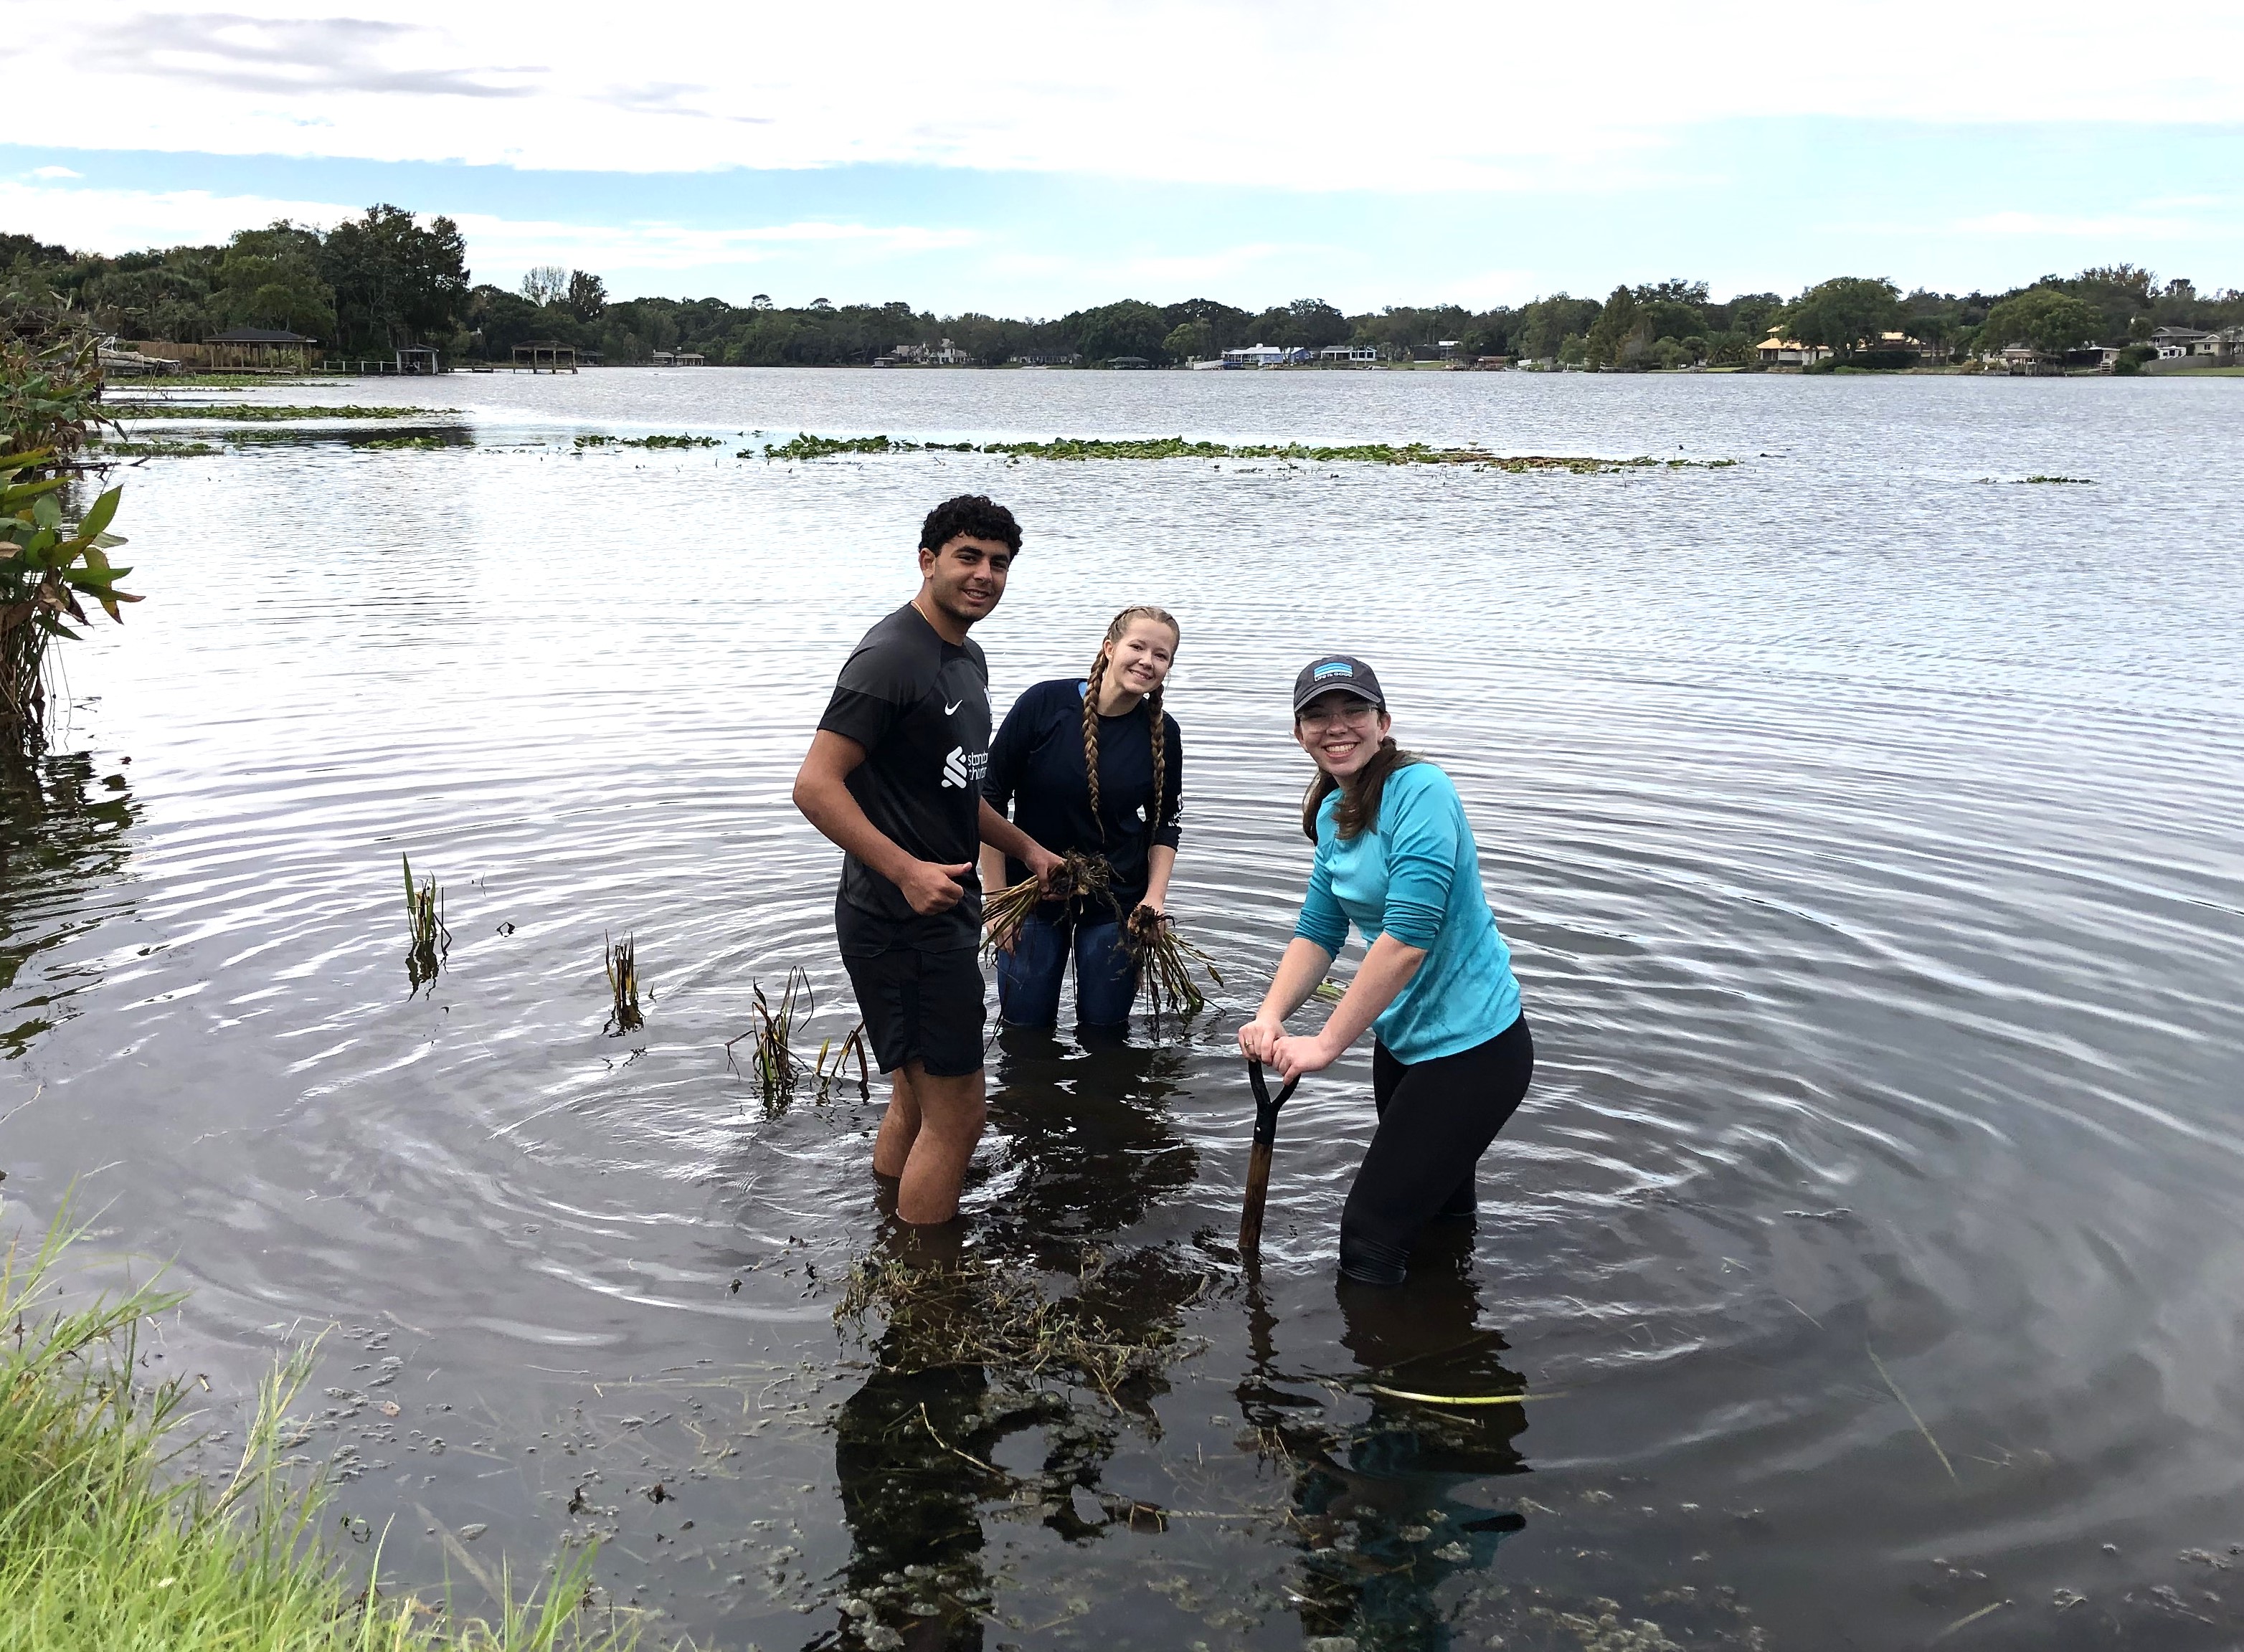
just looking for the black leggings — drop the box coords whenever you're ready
[1339,1015,1535,1286]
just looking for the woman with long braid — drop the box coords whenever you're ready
[980,607,1185,1030]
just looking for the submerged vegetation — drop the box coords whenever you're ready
[403,854,450,991]
[89,437,222,459]
[355,433,465,452]
[572,433,721,450]
[0,1210,628,1651]
[760,432,1738,470]
[835,1245,1200,1406]
[108,404,456,422]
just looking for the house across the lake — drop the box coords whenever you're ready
[1757,332,1834,367]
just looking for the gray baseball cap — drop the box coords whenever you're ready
[1292,655,1387,713]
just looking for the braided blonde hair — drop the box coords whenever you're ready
[1081,605,1180,842]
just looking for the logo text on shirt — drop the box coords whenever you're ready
[940,746,987,790]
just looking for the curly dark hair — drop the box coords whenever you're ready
[919,494,1022,555]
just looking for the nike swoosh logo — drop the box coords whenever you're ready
[944,699,964,715]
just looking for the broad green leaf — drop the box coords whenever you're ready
[76,486,122,541]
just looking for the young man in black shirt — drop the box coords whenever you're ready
[793,495,1061,1225]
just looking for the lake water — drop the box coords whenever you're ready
[6,366,2242,1650]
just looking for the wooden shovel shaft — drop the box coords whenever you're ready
[1239,1139,1275,1254]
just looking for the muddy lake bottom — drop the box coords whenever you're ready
[5,366,2243,1649]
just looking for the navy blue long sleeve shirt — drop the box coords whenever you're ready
[982,678,1184,911]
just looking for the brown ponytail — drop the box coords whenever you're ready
[1081,605,1180,842]
[1300,736,1420,842]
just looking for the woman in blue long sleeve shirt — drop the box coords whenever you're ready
[1239,655,1535,1284]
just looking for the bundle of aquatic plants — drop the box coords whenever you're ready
[0,1210,628,1650]
[835,1245,1195,1404]
[980,851,1117,956]
[1125,905,1222,1020]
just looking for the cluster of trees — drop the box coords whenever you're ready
[1,206,468,359]
[5,206,2240,369]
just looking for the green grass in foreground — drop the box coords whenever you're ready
[0,1208,632,1652]
[754,432,1736,470]
[106,404,459,422]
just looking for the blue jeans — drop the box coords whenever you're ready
[995,911,1140,1030]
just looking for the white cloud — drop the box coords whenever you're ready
[0,179,970,278]
[13,0,2241,190]
[29,166,84,180]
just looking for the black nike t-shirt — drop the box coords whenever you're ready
[818,602,991,954]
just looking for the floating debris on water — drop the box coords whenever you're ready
[2020,475,2094,484]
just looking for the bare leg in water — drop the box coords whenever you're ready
[872,1061,987,1225]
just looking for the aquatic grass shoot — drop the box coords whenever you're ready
[402,853,450,990]
[603,932,641,1035]
[0,1204,631,1651]
[726,972,870,1104]
[1125,906,1222,1021]
[812,1020,871,1098]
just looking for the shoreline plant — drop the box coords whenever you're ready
[0,1205,629,1650]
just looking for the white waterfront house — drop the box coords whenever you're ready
[1318,345,1380,364]
[1221,343,1297,367]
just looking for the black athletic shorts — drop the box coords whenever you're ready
[840,943,988,1078]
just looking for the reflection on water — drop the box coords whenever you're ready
[9,370,2244,1648]
[0,751,137,1060]
[1240,1236,1529,1652]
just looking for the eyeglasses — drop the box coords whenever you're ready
[1299,700,1379,731]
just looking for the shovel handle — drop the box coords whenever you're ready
[1239,1140,1275,1254]
[1239,1058,1299,1255]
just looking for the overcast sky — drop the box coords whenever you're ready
[8,0,2242,310]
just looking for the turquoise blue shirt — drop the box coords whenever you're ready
[1294,761,1523,1064]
